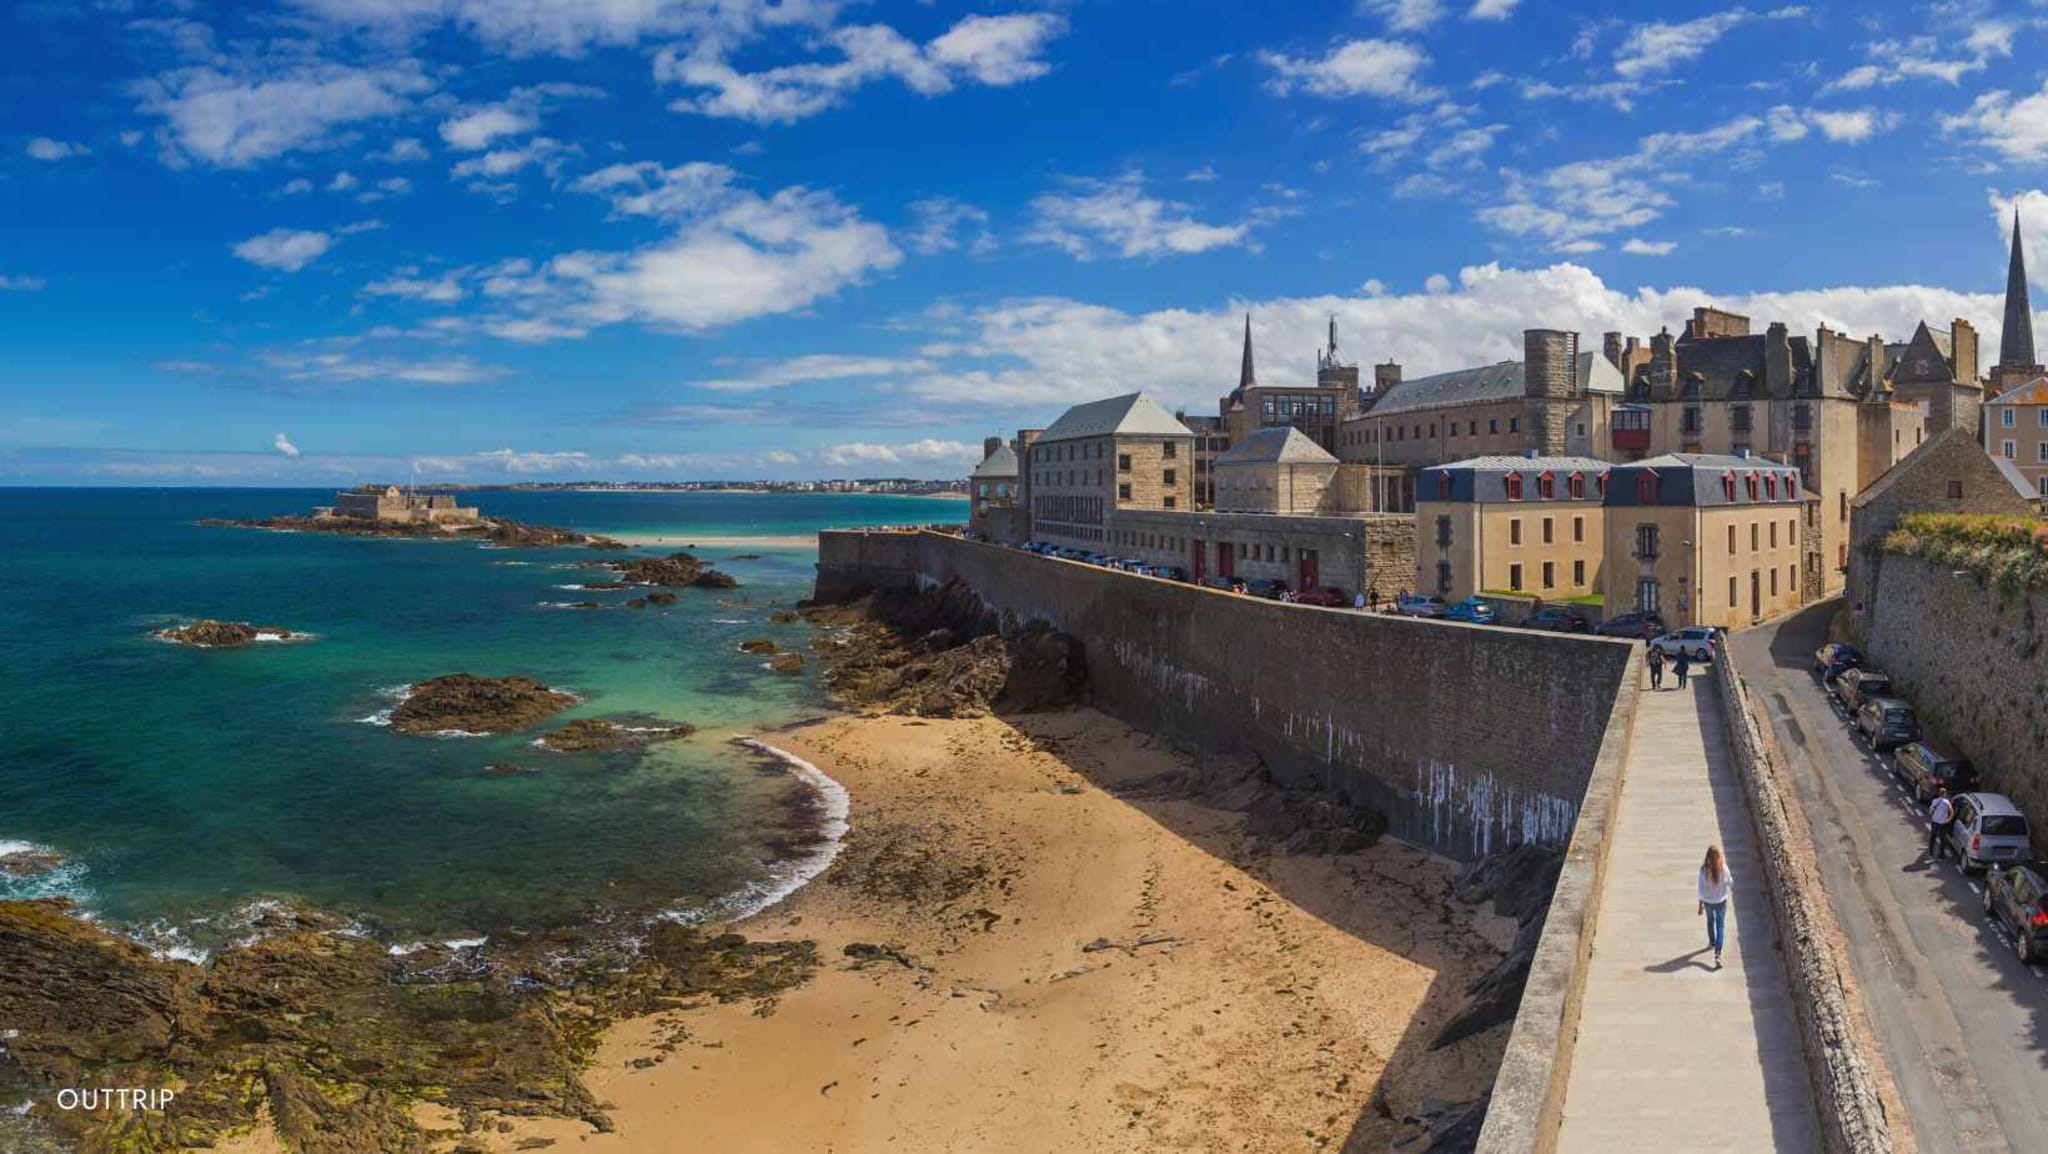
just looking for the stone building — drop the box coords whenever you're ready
[1605,307,1924,594]
[324,485,480,525]
[1990,211,2044,401]
[1888,319,1984,436]
[968,437,1020,539]
[1413,456,1612,604]
[1600,454,1813,631]
[1019,392,1196,550]
[1107,507,1414,597]
[1333,329,1625,512]
[1176,410,1229,509]
[1848,426,2039,620]
[1984,376,2048,498]
[1217,314,1366,456]
[1213,426,1340,514]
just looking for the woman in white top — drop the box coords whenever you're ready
[1698,845,1732,968]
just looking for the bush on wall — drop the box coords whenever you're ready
[1882,513,2048,592]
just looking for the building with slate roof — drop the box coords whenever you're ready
[1412,455,1613,604]
[1600,452,1818,630]
[968,436,1020,538]
[1849,426,2041,619]
[1217,313,1368,458]
[1213,426,1341,514]
[1016,392,1196,549]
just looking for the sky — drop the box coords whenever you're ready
[6,0,2048,484]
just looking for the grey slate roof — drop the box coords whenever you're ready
[1603,453,1806,508]
[1215,426,1337,467]
[1367,350,1622,417]
[970,443,1018,479]
[1418,455,1611,503]
[1036,392,1195,444]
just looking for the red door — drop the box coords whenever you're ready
[1299,549,1318,591]
[1192,540,1207,581]
[1218,542,1234,579]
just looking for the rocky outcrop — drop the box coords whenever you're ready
[805,579,1087,719]
[1114,753,1388,857]
[533,718,695,753]
[768,653,805,673]
[646,591,678,606]
[153,619,302,647]
[769,610,802,624]
[201,516,625,550]
[0,899,815,1152]
[692,569,739,589]
[390,675,578,735]
[0,847,64,880]
[607,551,740,590]
[740,639,778,654]
[1428,843,1564,1050]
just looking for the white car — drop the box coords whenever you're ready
[1650,627,1719,662]
[1391,594,1446,618]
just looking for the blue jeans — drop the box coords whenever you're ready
[1704,900,1727,955]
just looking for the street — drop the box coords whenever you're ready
[1732,602,2048,1153]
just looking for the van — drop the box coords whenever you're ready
[1946,793,2033,873]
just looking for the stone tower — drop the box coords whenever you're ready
[1523,329,1580,455]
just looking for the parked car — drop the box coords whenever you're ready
[1830,667,1894,713]
[1293,585,1349,607]
[1855,697,1921,752]
[1244,578,1289,600]
[1523,607,1591,633]
[1892,741,1979,804]
[1149,566,1187,582]
[1812,642,1862,681]
[1983,860,2048,962]
[1649,627,1718,662]
[1391,593,1446,618]
[1596,611,1667,640]
[1946,793,2033,873]
[1442,598,1497,624]
[1201,575,1247,594]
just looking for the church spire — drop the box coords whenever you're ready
[1238,312,1257,390]
[2002,208,2038,369]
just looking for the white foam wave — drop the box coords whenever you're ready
[387,934,488,956]
[661,739,850,927]
[712,618,751,625]
[0,839,91,906]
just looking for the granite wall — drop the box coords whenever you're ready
[816,530,1635,861]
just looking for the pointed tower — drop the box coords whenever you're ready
[2001,210,2037,371]
[1238,312,1257,392]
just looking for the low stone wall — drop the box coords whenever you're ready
[1472,651,1639,1154]
[1715,647,1900,1154]
[817,530,1635,863]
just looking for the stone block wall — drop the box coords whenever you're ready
[817,530,1634,861]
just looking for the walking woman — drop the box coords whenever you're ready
[1673,650,1692,690]
[1698,845,1732,968]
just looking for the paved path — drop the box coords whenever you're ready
[1556,669,1820,1153]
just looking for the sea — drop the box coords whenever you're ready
[0,488,962,958]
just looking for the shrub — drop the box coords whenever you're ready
[1883,513,2048,590]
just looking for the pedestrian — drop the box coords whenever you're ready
[1928,787,1955,861]
[1367,585,1380,610]
[1698,845,1732,968]
[1647,645,1666,689]
[1353,590,1367,611]
[1673,650,1692,689]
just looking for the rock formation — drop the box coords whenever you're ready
[390,675,579,735]
[740,639,778,654]
[1428,843,1565,1051]
[153,620,301,647]
[533,718,695,753]
[0,847,64,880]
[768,653,805,673]
[607,551,740,589]
[200,516,625,550]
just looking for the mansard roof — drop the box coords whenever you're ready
[1365,350,1620,417]
[1215,426,1337,467]
[1037,392,1196,444]
[1419,455,1611,502]
[1603,453,1807,508]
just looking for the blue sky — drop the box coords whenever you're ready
[4,0,2048,483]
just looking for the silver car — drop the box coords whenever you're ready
[1946,792,2033,873]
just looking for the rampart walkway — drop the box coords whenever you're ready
[1555,672,1820,1152]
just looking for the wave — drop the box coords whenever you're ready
[661,739,850,928]
[0,839,91,906]
[712,618,751,625]
[387,935,489,957]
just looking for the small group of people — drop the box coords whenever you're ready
[1646,642,1693,690]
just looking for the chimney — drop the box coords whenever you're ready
[1765,321,1792,397]
[1373,360,1402,395]
[1603,331,1624,370]
[983,436,1003,460]
[1953,318,1978,382]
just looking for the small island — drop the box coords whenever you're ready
[203,484,628,549]
[605,550,740,589]
[154,619,307,647]
[389,674,579,735]
[532,717,696,753]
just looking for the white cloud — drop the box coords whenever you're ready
[272,432,300,457]
[278,177,314,195]
[1480,116,1764,250]
[1945,82,2048,163]
[364,271,466,302]
[259,348,502,386]
[657,12,1066,125]
[692,354,935,393]
[25,137,89,161]
[1025,172,1253,260]
[334,219,386,235]
[817,439,981,467]
[134,59,432,167]
[1184,165,1218,183]
[907,198,992,256]
[449,137,572,181]
[1622,238,1676,255]
[119,129,144,148]
[326,170,358,191]
[439,105,537,150]
[1259,39,1437,102]
[371,137,430,163]
[1614,7,1805,80]
[0,274,46,292]
[286,0,840,58]
[231,228,333,272]
[1366,0,1444,34]
[1468,0,1519,19]
[1808,108,1896,143]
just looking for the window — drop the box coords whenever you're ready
[2039,476,2047,497]
[1793,404,1813,432]
[1636,524,1660,560]
[1751,523,1759,552]
[1163,496,1176,509]
[2003,439,2017,459]
[1723,473,1738,502]
[1683,407,1703,434]
[1947,480,1964,499]
[1638,579,1660,613]
[1574,559,1586,585]
[1509,417,1520,433]
[1730,575,1739,606]
[1437,560,1453,595]
[1542,561,1555,589]
[1505,472,1524,500]
[1769,521,1778,548]
[1163,469,1176,486]
[1489,418,1499,434]
[1542,516,1554,544]
[1436,515,1452,546]
[1537,472,1555,499]
[1840,491,1848,521]
[1430,423,1438,438]
[1469,421,1478,436]
[1577,422,1587,437]
[1162,441,1177,458]
[1745,472,1760,502]
[1728,524,1737,553]
[1118,483,1132,500]
[1765,473,1777,500]
[1731,404,1752,432]
[1573,515,1585,543]
[1637,473,1657,504]
[1568,472,1587,500]
[1118,453,1132,472]
[1770,568,1779,597]
[2004,408,2018,428]
[1510,518,1523,545]
[1510,563,1524,591]
[2039,442,2048,463]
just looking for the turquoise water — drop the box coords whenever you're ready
[0,489,962,953]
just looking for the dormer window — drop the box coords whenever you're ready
[1765,473,1778,500]
[1537,472,1556,500]
[1437,472,1452,500]
[1505,472,1525,501]
[1568,472,1587,500]
[1745,472,1760,501]
[1637,472,1657,504]
[1723,472,1738,501]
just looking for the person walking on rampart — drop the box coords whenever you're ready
[1698,845,1732,968]
[1647,644,1665,690]
[1673,650,1692,690]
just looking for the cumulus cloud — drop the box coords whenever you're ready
[656,12,1066,125]
[1480,116,1765,250]
[1024,172,1255,260]
[908,197,993,255]
[370,137,429,163]
[1468,0,1520,18]
[1258,39,1437,102]
[1621,238,1676,256]
[363,270,466,303]
[286,0,840,57]
[1945,82,2048,163]
[1365,0,1444,34]
[133,58,432,167]
[440,105,535,150]
[0,274,47,291]
[25,137,89,161]
[1613,7,1805,80]
[816,439,981,467]
[231,228,333,272]
[272,432,300,456]
[690,354,936,393]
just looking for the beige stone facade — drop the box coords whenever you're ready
[1985,377,2048,499]
[1020,393,1196,550]
[1600,455,1811,631]
[1414,456,1611,603]
[1109,508,1414,597]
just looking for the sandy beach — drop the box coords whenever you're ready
[476,707,1516,1154]
[608,532,824,549]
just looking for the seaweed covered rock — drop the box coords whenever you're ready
[533,718,695,753]
[153,619,301,647]
[610,551,706,586]
[768,653,805,673]
[390,675,578,735]
[739,639,779,654]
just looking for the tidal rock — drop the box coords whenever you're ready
[390,675,578,735]
[768,653,805,673]
[154,619,300,648]
[568,601,602,610]
[740,639,779,654]
[727,553,764,561]
[691,569,739,589]
[533,718,695,753]
[0,848,64,880]
[769,610,801,624]
[609,551,707,587]
[646,591,678,606]
[626,598,649,609]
